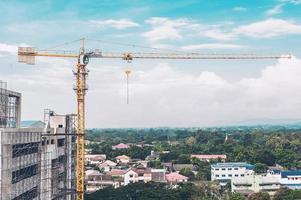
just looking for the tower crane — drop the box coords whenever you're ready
[17,38,291,200]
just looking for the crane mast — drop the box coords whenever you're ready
[74,38,87,200]
[17,38,291,200]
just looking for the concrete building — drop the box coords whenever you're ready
[0,81,21,129]
[231,174,281,197]
[280,170,301,189]
[211,162,254,185]
[40,110,76,200]
[0,128,42,200]
[0,83,76,200]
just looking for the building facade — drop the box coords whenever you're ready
[211,162,254,185]
[0,81,21,129]
[0,85,76,200]
[280,171,301,189]
[231,174,281,197]
[0,128,42,200]
[40,111,76,200]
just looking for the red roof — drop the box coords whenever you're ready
[191,154,227,159]
[116,155,130,160]
[166,172,188,182]
[107,169,126,176]
[113,143,129,149]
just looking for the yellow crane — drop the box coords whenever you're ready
[17,38,291,200]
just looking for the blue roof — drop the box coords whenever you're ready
[211,162,254,169]
[281,170,301,178]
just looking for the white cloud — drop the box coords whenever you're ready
[3,49,301,127]
[142,17,192,41]
[89,19,139,30]
[85,56,300,127]
[265,4,284,16]
[0,43,17,54]
[202,29,237,41]
[182,43,245,50]
[234,18,301,38]
[279,0,301,5]
[233,7,247,11]
[142,17,301,42]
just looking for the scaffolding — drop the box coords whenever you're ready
[0,110,76,200]
[0,81,8,128]
[0,81,21,128]
[65,114,77,200]
[43,110,77,200]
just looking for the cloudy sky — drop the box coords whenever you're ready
[1,0,301,128]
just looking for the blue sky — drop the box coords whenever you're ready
[1,0,301,127]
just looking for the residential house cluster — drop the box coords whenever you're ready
[84,144,191,193]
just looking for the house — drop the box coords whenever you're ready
[280,170,301,189]
[124,166,152,185]
[86,174,115,193]
[112,143,129,150]
[107,169,127,178]
[231,174,281,197]
[191,154,227,162]
[104,160,117,167]
[136,160,149,168]
[211,162,254,185]
[116,155,131,164]
[85,169,101,179]
[98,163,111,172]
[85,154,106,165]
[166,172,188,184]
[151,169,166,182]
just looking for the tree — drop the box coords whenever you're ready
[252,149,276,166]
[176,154,191,164]
[179,167,194,179]
[231,193,246,200]
[254,163,268,174]
[148,160,163,169]
[186,136,197,145]
[248,192,270,200]
[274,188,301,200]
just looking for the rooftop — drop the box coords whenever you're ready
[113,143,129,149]
[191,154,227,159]
[166,172,188,182]
[211,162,254,170]
[116,155,130,159]
[107,169,127,176]
[20,120,45,128]
[281,170,301,178]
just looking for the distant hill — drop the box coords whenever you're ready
[233,118,301,126]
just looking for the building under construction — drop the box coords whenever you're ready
[0,80,21,129]
[0,81,76,200]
